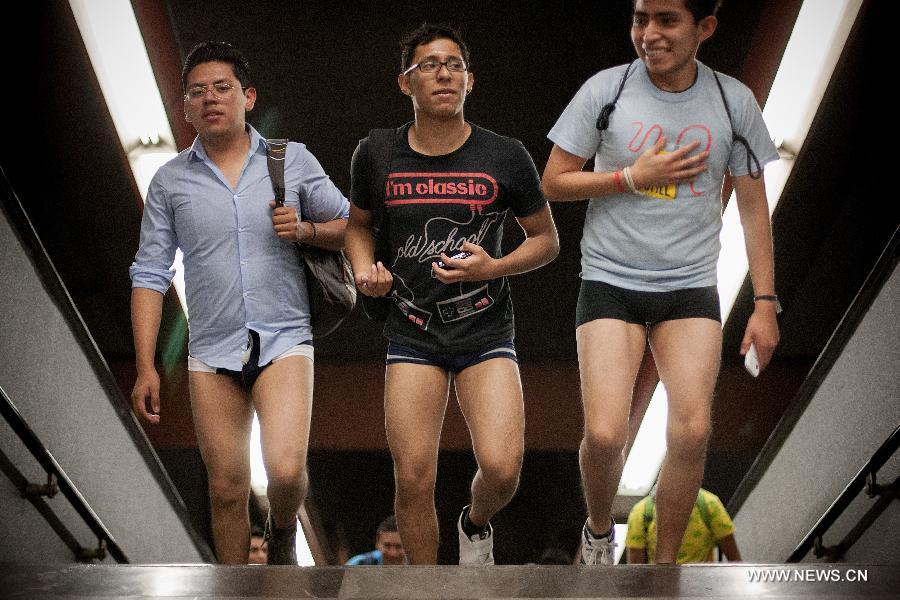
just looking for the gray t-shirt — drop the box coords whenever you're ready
[548,60,779,291]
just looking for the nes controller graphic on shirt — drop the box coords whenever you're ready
[393,294,433,331]
[437,284,494,323]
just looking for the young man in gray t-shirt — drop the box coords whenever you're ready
[542,0,780,565]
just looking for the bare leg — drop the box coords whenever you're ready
[385,363,450,565]
[252,355,314,529]
[189,372,253,564]
[454,357,524,527]
[576,319,647,533]
[625,341,659,459]
[649,318,721,564]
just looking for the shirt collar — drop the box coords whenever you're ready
[187,124,268,162]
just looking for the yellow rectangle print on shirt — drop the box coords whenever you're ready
[640,182,677,200]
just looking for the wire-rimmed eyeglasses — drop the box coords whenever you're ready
[184,82,248,102]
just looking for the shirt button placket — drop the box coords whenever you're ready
[234,193,252,310]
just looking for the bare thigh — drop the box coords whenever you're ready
[385,363,450,477]
[453,357,524,472]
[252,355,314,476]
[188,371,253,487]
[576,319,648,441]
[650,318,722,431]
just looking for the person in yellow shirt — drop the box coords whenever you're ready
[626,487,741,563]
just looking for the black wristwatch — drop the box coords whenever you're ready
[753,294,782,315]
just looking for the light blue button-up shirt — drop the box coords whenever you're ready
[130,125,349,370]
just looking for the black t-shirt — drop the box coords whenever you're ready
[350,123,547,354]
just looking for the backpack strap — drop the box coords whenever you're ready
[595,60,638,138]
[265,139,289,207]
[644,492,712,533]
[695,490,713,531]
[355,128,398,322]
[642,495,654,535]
[365,128,397,254]
[265,139,305,264]
[711,71,762,179]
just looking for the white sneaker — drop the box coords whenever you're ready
[457,506,494,565]
[579,519,616,565]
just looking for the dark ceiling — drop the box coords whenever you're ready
[1,0,894,564]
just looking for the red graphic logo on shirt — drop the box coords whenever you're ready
[385,172,498,212]
[629,122,712,197]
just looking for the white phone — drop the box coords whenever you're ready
[744,343,760,378]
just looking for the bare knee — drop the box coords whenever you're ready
[667,417,710,457]
[208,471,250,510]
[479,453,522,494]
[267,463,308,496]
[582,421,628,457]
[395,461,436,502]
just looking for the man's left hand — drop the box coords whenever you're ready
[740,304,780,372]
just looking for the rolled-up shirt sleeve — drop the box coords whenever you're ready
[293,144,350,223]
[129,175,177,293]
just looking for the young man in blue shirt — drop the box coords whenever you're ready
[345,515,406,566]
[130,41,349,564]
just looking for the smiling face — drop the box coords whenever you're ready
[631,0,717,91]
[183,60,256,140]
[398,37,473,120]
[375,530,406,565]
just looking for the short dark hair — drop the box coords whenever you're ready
[684,0,723,20]
[399,23,470,73]
[376,514,398,537]
[181,41,251,91]
[633,0,723,22]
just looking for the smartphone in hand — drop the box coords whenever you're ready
[744,343,760,378]
[436,251,472,270]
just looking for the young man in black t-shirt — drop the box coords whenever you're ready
[345,23,559,565]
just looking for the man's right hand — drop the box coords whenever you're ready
[629,136,708,190]
[355,261,393,297]
[131,369,161,424]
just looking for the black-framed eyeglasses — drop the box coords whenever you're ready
[402,58,467,76]
[184,82,248,102]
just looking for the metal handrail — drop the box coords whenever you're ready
[786,423,900,562]
[1,164,215,562]
[729,226,899,515]
[0,385,128,562]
